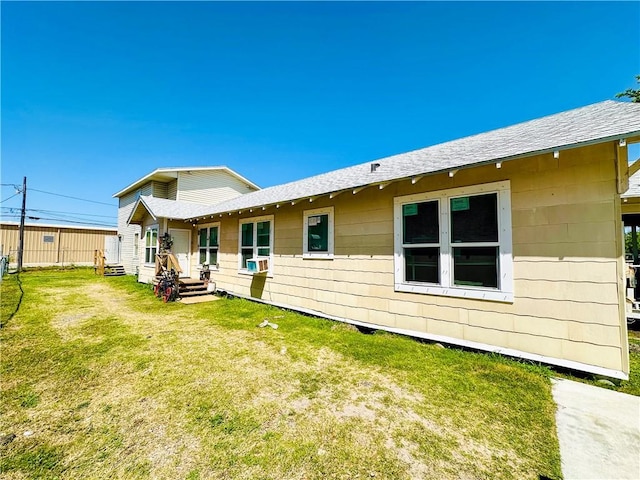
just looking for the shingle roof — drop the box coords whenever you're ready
[180,100,639,219]
[128,196,213,224]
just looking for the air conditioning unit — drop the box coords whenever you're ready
[247,257,269,274]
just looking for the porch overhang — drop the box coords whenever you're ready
[127,197,157,226]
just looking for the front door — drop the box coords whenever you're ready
[169,229,190,277]
[104,235,121,264]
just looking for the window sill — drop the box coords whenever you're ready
[395,282,513,303]
[303,253,334,260]
[238,270,273,279]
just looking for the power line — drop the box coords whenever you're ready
[1,208,116,225]
[29,211,114,225]
[29,188,117,207]
[0,214,116,228]
[0,193,21,204]
[1,207,116,218]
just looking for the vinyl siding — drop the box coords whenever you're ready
[118,189,142,274]
[137,213,162,284]
[176,142,627,377]
[167,180,177,200]
[152,181,168,199]
[176,170,256,204]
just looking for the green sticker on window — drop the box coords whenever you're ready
[403,203,418,216]
[451,197,470,211]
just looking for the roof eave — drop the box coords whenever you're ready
[190,131,640,219]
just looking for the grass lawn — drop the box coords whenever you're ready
[0,269,565,479]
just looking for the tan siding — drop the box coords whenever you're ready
[0,223,116,266]
[135,142,627,376]
[177,170,256,205]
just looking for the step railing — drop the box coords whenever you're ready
[94,250,105,276]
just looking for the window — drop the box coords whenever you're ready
[394,181,513,302]
[198,224,219,267]
[144,226,158,264]
[133,233,139,258]
[303,207,334,258]
[238,215,273,273]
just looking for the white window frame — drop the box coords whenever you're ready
[238,215,274,275]
[133,232,139,259]
[197,222,220,270]
[144,225,158,265]
[393,181,513,303]
[303,206,334,259]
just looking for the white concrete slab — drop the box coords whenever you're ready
[552,378,640,480]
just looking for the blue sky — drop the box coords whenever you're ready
[2,1,639,228]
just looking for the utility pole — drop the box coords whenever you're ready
[17,176,26,272]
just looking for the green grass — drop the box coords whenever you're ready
[1,269,563,479]
[626,330,640,396]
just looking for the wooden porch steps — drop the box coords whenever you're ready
[151,276,214,299]
[178,278,213,298]
[104,264,125,276]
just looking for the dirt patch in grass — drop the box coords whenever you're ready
[1,271,562,479]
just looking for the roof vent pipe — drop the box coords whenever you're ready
[371,163,380,173]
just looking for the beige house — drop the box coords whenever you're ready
[0,222,117,267]
[113,166,260,275]
[119,100,640,380]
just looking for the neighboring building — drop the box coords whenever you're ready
[119,100,640,380]
[621,161,640,261]
[112,167,260,274]
[0,222,117,267]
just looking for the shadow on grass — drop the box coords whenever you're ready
[0,272,24,328]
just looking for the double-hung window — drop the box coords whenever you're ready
[394,181,513,302]
[303,207,334,259]
[144,225,158,264]
[238,215,273,273]
[198,224,219,267]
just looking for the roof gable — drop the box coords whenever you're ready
[127,196,214,225]
[113,166,260,199]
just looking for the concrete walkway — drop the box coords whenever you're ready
[552,378,640,480]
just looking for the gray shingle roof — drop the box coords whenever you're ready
[129,196,213,223]
[184,100,640,219]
